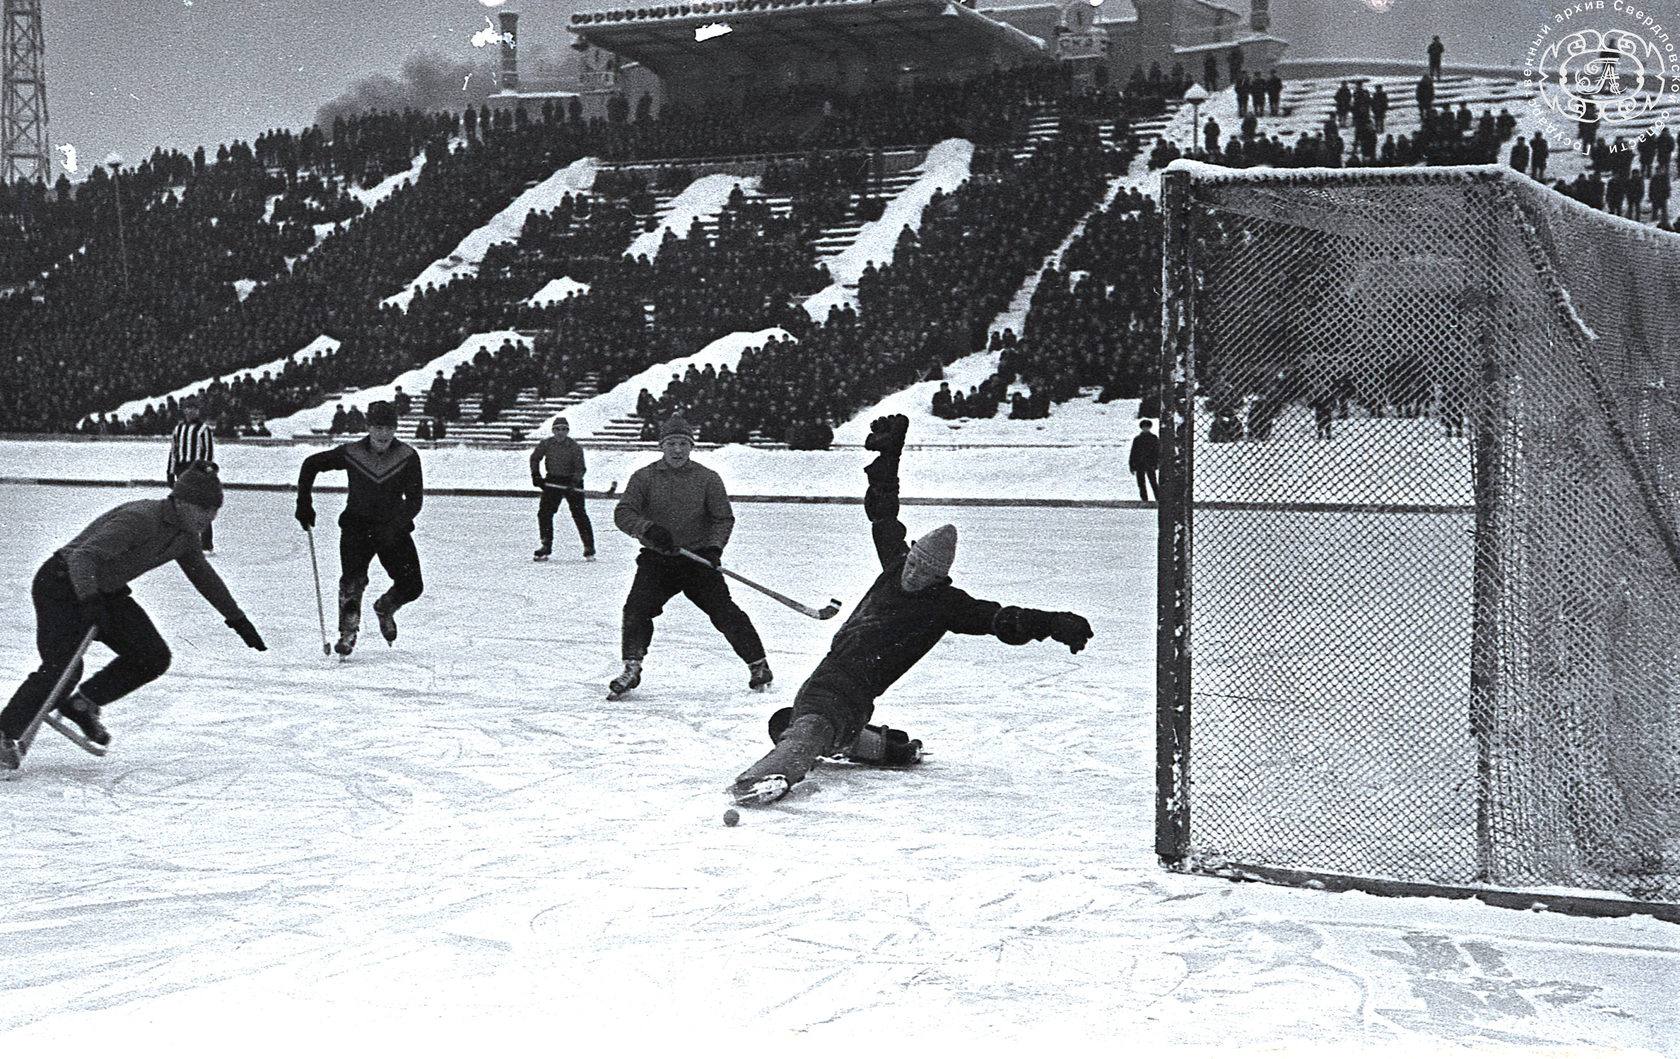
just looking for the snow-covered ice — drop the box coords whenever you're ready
[0,437,1675,1053]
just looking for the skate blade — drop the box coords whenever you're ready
[732,775,789,806]
[41,713,108,757]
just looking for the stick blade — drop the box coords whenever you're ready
[816,599,843,619]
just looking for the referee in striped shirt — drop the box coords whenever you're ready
[167,398,216,552]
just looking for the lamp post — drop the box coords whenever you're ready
[1184,82,1209,159]
[104,152,130,294]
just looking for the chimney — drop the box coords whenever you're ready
[1251,0,1270,33]
[499,11,520,90]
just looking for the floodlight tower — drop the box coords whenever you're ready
[1,0,49,184]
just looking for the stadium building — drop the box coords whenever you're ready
[552,0,1285,113]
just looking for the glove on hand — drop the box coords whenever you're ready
[227,615,267,651]
[992,606,1050,646]
[1050,612,1094,654]
[690,545,723,568]
[532,475,545,490]
[295,500,315,530]
[77,596,111,635]
[864,413,909,453]
[643,523,676,553]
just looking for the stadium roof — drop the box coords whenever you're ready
[568,0,1049,71]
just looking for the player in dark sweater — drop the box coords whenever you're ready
[294,402,424,655]
[732,415,1094,804]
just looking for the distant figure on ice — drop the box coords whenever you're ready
[1129,419,1160,502]
[295,402,424,656]
[732,415,1094,806]
[609,415,771,699]
[167,397,216,552]
[0,463,266,769]
[528,417,595,561]
[1427,35,1445,80]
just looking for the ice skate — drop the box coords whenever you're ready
[334,630,357,656]
[47,693,110,756]
[373,596,398,644]
[336,578,363,657]
[533,542,552,561]
[733,714,834,805]
[0,733,20,770]
[607,659,642,700]
[582,547,596,562]
[747,658,773,692]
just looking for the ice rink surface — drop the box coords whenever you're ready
[1,481,1677,1055]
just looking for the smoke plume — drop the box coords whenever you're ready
[315,52,499,127]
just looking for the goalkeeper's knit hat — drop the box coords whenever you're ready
[908,524,957,578]
[170,463,223,510]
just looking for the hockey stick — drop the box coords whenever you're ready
[19,626,97,755]
[679,548,842,620]
[305,528,331,655]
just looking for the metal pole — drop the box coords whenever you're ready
[1156,167,1197,866]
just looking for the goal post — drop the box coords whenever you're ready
[1156,161,1680,919]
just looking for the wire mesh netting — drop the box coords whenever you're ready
[1158,163,1680,906]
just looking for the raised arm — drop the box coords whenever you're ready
[862,414,910,570]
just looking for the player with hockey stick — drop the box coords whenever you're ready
[609,414,771,698]
[529,416,595,561]
[0,463,267,769]
[732,414,1094,805]
[294,401,424,656]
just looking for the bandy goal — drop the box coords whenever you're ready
[1155,161,1680,919]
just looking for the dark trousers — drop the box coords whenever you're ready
[789,666,874,751]
[1,558,171,739]
[537,486,595,551]
[339,520,423,631]
[621,549,765,664]
[1135,467,1159,502]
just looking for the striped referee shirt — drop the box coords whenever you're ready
[167,419,215,482]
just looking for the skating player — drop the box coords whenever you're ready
[733,415,1094,805]
[609,415,771,697]
[294,401,424,655]
[529,417,595,561]
[0,463,267,768]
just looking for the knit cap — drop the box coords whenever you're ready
[908,524,957,578]
[170,464,223,510]
[660,415,695,443]
[367,401,398,428]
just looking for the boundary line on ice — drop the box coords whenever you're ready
[0,477,1474,514]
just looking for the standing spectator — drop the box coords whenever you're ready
[294,402,425,656]
[1510,136,1530,176]
[528,417,595,561]
[609,415,771,698]
[1129,420,1160,502]
[1530,132,1549,180]
[1655,127,1674,175]
[1626,171,1645,219]
[392,386,412,416]
[1334,82,1353,127]
[1416,74,1434,116]
[1427,35,1445,79]
[1204,116,1222,156]
[1267,71,1283,116]
[167,397,215,553]
[1650,168,1670,224]
[1235,73,1250,116]
[0,464,266,769]
[1372,84,1389,132]
[1204,53,1220,92]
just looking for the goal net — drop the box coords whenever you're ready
[1156,162,1680,910]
